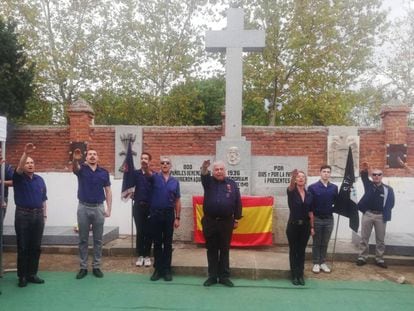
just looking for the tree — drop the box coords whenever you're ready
[238,0,387,126]
[374,1,414,108]
[112,0,214,125]
[0,18,34,120]
[1,0,214,124]
[162,77,225,125]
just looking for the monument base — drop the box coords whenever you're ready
[3,225,119,246]
[216,139,251,195]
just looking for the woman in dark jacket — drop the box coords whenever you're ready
[286,169,314,285]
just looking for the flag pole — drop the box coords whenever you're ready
[131,199,135,265]
[331,213,341,271]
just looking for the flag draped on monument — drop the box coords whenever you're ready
[121,141,135,201]
[334,147,359,232]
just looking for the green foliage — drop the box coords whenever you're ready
[0,18,34,120]
[84,90,157,126]
[241,0,387,126]
[162,77,225,125]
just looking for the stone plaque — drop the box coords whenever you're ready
[114,126,142,179]
[169,155,214,195]
[251,156,308,196]
[216,140,251,194]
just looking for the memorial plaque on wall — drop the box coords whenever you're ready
[169,155,214,195]
[387,144,407,168]
[251,156,308,196]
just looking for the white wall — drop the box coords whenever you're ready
[4,173,414,241]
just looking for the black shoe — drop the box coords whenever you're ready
[18,277,27,288]
[291,277,299,286]
[297,277,305,286]
[92,268,104,278]
[356,258,367,266]
[203,277,218,287]
[27,275,45,284]
[376,261,388,269]
[76,269,88,279]
[150,270,162,281]
[219,278,234,287]
[164,271,173,282]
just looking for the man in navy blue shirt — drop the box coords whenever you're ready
[13,143,48,288]
[200,160,242,287]
[133,152,153,267]
[308,165,338,274]
[148,157,181,282]
[72,148,112,279]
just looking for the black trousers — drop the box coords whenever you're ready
[133,202,152,257]
[202,216,234,279]
[286,222,310,279]
[14,208,45,279]
[150,209,174,274]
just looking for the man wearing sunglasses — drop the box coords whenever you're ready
[356,162,395,268]
[147,157,181,282]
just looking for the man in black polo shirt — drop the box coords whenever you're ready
[13,143,47,288]
[72,148,112,279]
[200,160,242,287]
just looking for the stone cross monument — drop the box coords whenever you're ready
[206,8,265,140]
[205,7,265,194]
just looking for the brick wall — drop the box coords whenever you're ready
[3,102,413,177]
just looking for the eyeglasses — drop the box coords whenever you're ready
[160,161,170,165]
[372,173,382,177]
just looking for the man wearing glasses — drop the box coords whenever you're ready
[148,157,181,282]
[356,162,395,268]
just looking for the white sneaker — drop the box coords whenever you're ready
[312,264,320,273]
[320,263,331,273]
[135,256,144,267]
[144,257,151,267]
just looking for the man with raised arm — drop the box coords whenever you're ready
[72,148,112,279]
[200,160,242,287]
[13,143,47,287]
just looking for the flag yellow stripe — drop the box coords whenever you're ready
[196,203,272,234]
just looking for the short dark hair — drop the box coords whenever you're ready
[141,152,152,161]
[320,165,331,171]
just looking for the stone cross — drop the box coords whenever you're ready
[206,8,265,140]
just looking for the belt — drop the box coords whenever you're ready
[207,215,232,221]
[288,220,308,225]
[368,210,383,214]
[316,214,333,219]
[80,201,102,207]
[16,206,43,213]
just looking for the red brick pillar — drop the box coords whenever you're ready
[380,100,410,174]
[67,98,95,143]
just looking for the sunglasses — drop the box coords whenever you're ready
[160,161,170,165]
[372,173,382,177]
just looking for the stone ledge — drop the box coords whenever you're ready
[3,225,119,246]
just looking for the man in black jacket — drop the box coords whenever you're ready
[200,160,242,287]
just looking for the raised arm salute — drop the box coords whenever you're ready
[73,148,112,280]
[13,143,48,288]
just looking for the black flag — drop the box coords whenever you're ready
[333,147,359,232]
[121,141,135,201]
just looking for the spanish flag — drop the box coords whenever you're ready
[193,196,274,246]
